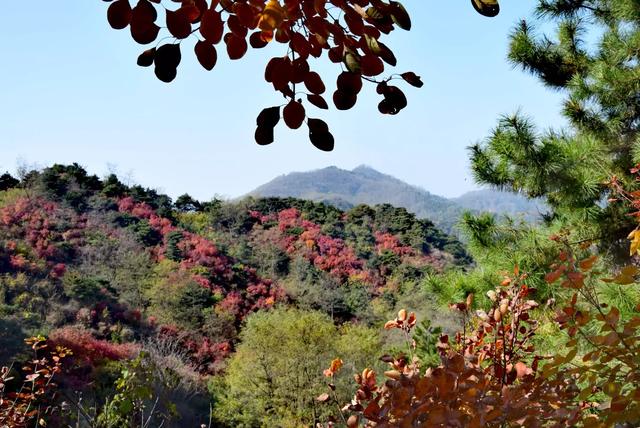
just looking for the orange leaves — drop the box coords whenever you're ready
[1,336,71,428]
[598,307,620,328]
[545,266,565,284]
[514,361,531,379]
[258,0,286,32]
[323,358,343,378]
[346,415,359,427]
[579,255,598,271]
[384,309,417,331]
[335,274,583,427]
[603,265,638,285]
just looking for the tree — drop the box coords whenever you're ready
[469,0,640,259]
[0,173,19,192]
[174,193,202,212]
[212,307,382,426]
[100,0,501,150]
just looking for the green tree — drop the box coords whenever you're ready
[174,193,202,212]
[469,0,640,259]
[212,308,382,427]
[147,268,216,330]
[0,173,19,192]
[164,230,184,262]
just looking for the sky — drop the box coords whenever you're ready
[0,1,568,200]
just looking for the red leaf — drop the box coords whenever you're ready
[200,9,224,43]
[360,54,384,77]
[333,90,357,110]
[304,72,325,94]
[166,8,192,39]
[225,33,248,60]
[283,100,306,129]
[107,0,132,30]
[307,94,329,110]
[401,72,423,88]
[195,41,217,70]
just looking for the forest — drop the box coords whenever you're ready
[2,0,640,427]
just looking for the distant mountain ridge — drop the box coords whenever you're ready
[248,165,546,233]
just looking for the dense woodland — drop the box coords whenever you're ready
[2,0,640,426]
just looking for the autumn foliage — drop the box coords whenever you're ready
[102,0,429,150]
[0,337,71,428]
[322,273,584,427]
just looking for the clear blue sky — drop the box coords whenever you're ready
[0,1,567,200]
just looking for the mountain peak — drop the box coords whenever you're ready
[352,165,386,179]
[248,165,459,232]
[352,164,375,172]
[248,166,546,234]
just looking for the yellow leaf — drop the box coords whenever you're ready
[621,265,639,276]
[628,229,640,255]
[258,0,285,32]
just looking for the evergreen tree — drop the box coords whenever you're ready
[174,193,202,212]
[0,173,19,191]
[469,0,640,258]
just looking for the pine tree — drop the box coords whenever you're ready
[469,0,640,258]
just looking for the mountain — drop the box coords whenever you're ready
[452,189,547,223]
[249,165,464,232]
[249,165,545,233]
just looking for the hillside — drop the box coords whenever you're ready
[249,165,545,233]
[0,164,469,426]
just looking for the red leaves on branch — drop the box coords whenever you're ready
[101,0,423,151]
[1,337,71,428]
[322,275,583,427]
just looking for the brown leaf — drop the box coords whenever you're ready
[316,392,330,402]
